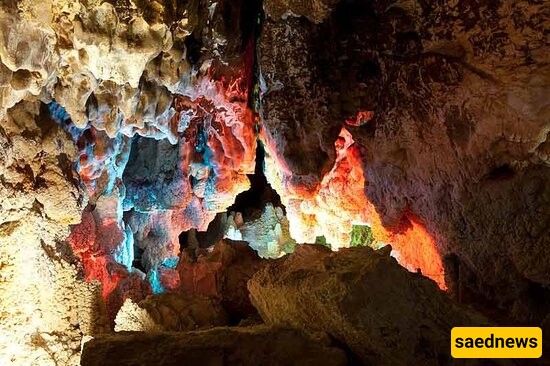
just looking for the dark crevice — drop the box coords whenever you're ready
[178,212,227,251]
[486,164,516,181]
[326,333,365,366]
[132,245,146,273]
[227,139,283,221]
[184,33,203,66]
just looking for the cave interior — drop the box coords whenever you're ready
[0,0,549,365]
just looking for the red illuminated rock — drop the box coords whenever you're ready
[178,239,266,321]
[263,126,447,288]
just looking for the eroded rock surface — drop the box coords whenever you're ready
[81,326,348,366]
[114,293,228,332]
[259,0,550,322]
[0,101,103,365]
[178,239,266,322]
[248,245,489,365]
[0,0,548,364]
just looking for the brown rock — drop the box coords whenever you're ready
[81,325,348,366]
[115,293,228,332]
[264,0,341,23]
[248,245,490,365]
[259,0,550,324]
[178,239,266,322]
[140,292,228,331]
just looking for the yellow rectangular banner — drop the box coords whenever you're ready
[451,327,542,358]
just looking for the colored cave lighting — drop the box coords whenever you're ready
[261,126,447,290]
[345,110,374,127]
[58,63,445,318]
[61,66,256,317]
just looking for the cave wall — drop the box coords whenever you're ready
[259,0,550,321]
[0,101,103,364]
[0,0,548,364]
[0,0,261,363]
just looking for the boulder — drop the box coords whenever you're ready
[81,325,347,366]
[177,239,266,322]
[114,293,228,332]
[248,245,490,365]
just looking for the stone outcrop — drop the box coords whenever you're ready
[0,101,103,365]
[81,326,348,366]
[114,294,228,332]
[248,244,489,365]
[259,0,550,322]
[177,239,266,322]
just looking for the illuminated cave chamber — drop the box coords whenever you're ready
[1,0,548,365]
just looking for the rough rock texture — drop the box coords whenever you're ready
[0,0,261,362]
[114,293,228,332]
[248,245,489,365]
[225,203,295,258]
[177,239,266,322]
[259,0,550,322]
[81,326,348,366]
[114,299,161,332]
[0,101,104,365]
[1,0,261,320]
[263,0,341,23]
[1,0,548,363]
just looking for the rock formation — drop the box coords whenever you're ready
[177,239,266,322]
[81,326,348,366]
[248,244,490,365]
[0,0,548,364]
[0,101,103,365]
[114,293,228,332]
[259,0,550,322]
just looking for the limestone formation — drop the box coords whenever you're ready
[114,293,228,332]
[225,203,295,258]
[0,101,103,365]
[248,244,490,365]
[0,0,548,364]
[177,239,266,322]
[259,0,550,322]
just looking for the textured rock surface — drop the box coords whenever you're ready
[177,239,266,322]
[0,101,103,365]
[248,245,489,365]
[225,203,295,258]
[81,326,348,366]
[114,293,228,332]
[263,0,340,23]
[0,0,260,362]
[1,0,548,363]
[259,0,550,322]
[0,0,261,320]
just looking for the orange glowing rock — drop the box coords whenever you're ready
[261,125,447,290]
[345,110,374,126]
[367,211,447,290]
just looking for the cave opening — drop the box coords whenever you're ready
[178,139,292,259]
[227,139,283,220]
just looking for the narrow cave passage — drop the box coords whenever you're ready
[227,139,283,220]
[178,139,292,259]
